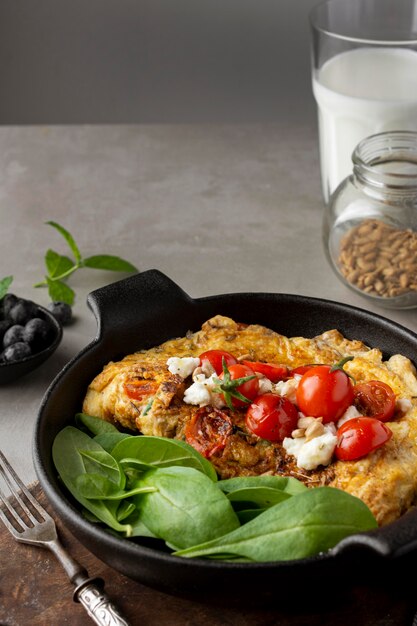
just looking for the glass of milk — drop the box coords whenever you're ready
[310,0,417,203]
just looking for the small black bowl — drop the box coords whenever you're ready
[0,304,63,384]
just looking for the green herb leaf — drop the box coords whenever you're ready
[37,222,137,306]
[213,358,256,410]
[46,276,75,305]
[0,275,13,300]
[83,255,138,273]
[174,487,377,561]
[46,221,82,264]
[45,249,76,279]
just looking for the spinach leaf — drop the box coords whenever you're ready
[94,432,132,453]
[218,475,307,496]
[52,426,152,537]
[112,436,216,480]
[235,509,266,524]
[227,486,291,509]
[77,449,125,489]
[75,413,131,451]
[75,473,156,500]
[174,487,377,561]
[116,501,136,522]
[131,466,239,550]
[75,413,120,436]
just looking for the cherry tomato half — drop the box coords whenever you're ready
[335,417,392,461]
[184,406,233,458]
[199,349,237,375]
[218,363,259,409]
[241,361,289,383]
[353,380,396,422]
[296,363,354,423]
[245,393,299,442]
[124,379,159,401]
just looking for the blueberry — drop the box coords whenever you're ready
[3,324,25,348]
[23,317,50,346]
[9,299,39,325]
[2,293,19,318]
[2,341,32,362]
[0,319,12,341]
[48,301,72,325]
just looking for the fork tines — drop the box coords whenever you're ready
[0,450,48,536]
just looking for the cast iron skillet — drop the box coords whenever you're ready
[33,270,417,600]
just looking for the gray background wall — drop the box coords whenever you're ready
[0,0,319,124]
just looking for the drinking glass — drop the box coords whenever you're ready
[310,0,417,203]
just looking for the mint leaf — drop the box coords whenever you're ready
[47,221,82,264]
[46,277,75,305]
[83,255,138,273]
[45,249,76,279]
[36,222,137,308]
[0,275,13,300]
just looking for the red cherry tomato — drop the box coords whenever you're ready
[291,365,316,376]
[218,363,259,408]
[241,361,289,383]
[124,379,159,401]
[199,350,237,375]
[296,363,354,423]
[184,406,233,458]
[353,380,396,422]
[335,417,392,461]
[246,393,299,442]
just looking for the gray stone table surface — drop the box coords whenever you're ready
[0,123,416,484]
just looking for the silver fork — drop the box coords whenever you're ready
[0,450,130,626]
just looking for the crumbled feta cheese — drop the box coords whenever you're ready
[183,382,212,406]
[283,424,337,470]
[166,356,200,379]
[337,405,363,428]
[275,376,300,403]
[183,372,225,408]
[396,397,413,414]
[282,435,305,458]
[258,376,273,394]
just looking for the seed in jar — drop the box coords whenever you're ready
[338,218,417,299]
[400,274,409,289]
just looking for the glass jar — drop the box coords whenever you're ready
[324,131,417,309]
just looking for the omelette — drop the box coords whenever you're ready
[83,315,417,526]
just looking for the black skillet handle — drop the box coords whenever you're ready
[333,507,417,561]
[86,269,192,340]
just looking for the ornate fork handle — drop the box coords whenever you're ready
[46,538,130,625]
[75,579,130,626]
